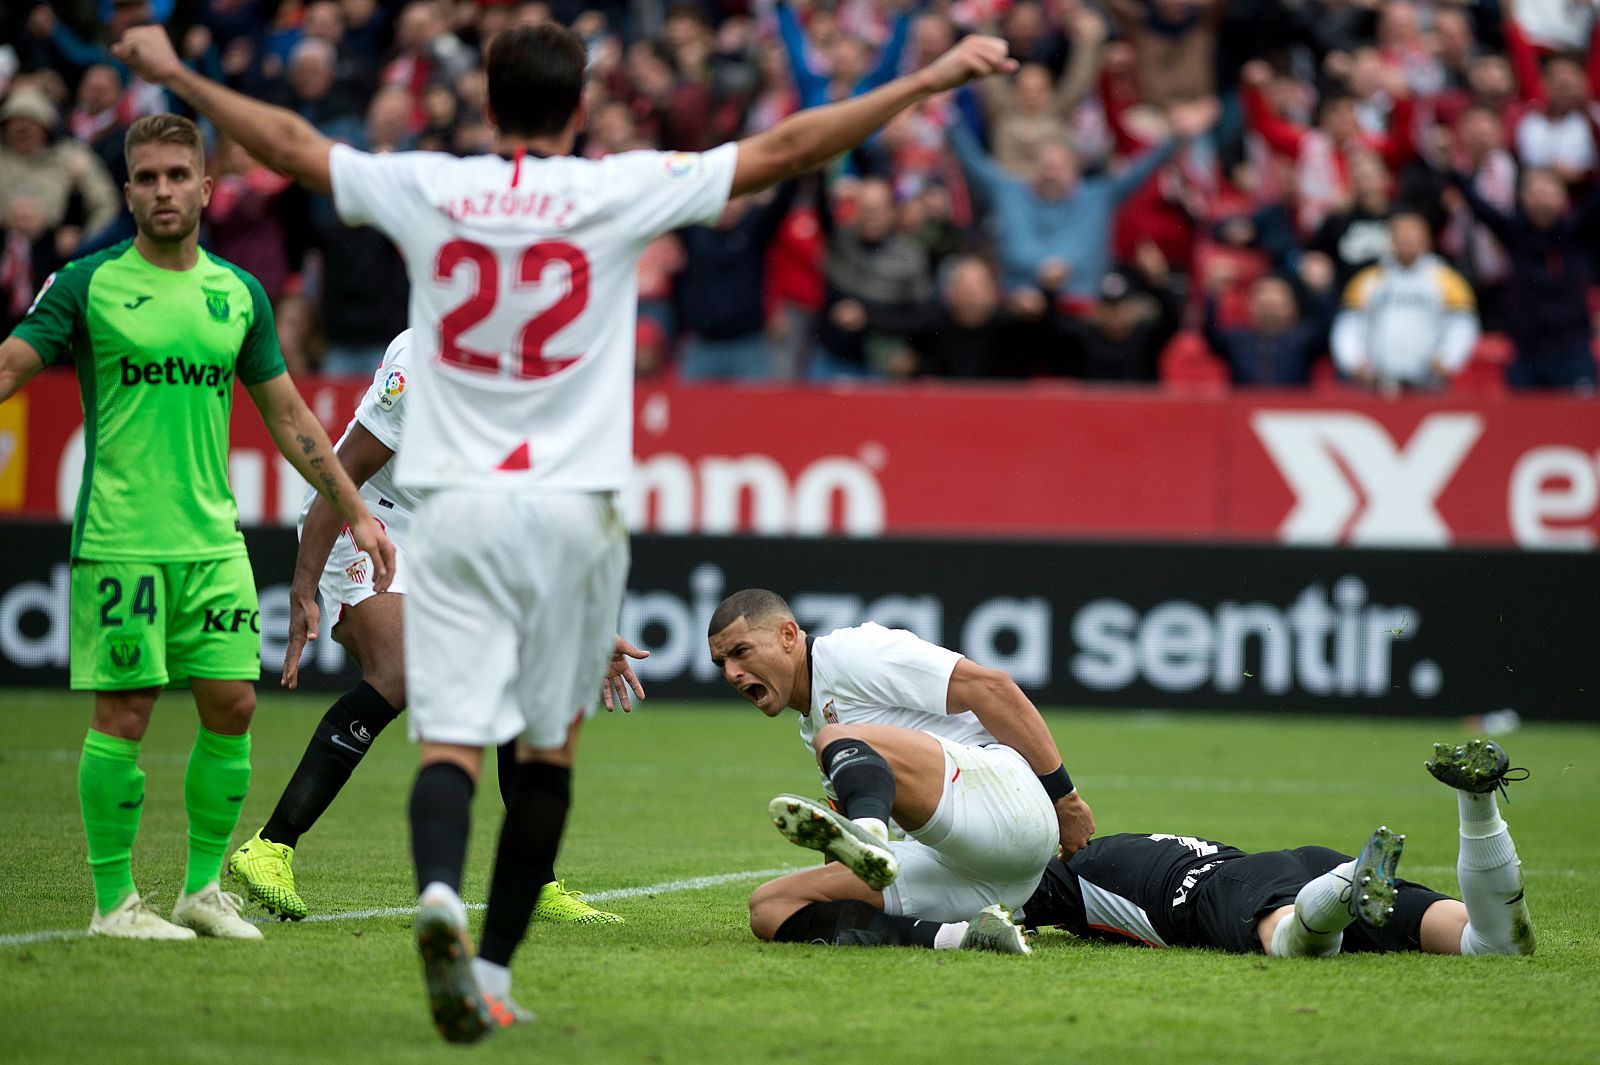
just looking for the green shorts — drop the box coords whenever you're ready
[70,556,262,691]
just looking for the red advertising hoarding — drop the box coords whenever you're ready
[4,374,1597,548]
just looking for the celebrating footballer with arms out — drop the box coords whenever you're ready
[229,328,646,928]
[0,115,392,943]
[115,11,1018,1044]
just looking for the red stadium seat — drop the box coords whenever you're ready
[1451,334,1513,395]
[1160,330,1230,391]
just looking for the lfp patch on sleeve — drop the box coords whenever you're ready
[663,153,700,178]
[377,367,407,410]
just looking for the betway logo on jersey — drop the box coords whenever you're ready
[119,356,235,396]
[1253,411,1484,546]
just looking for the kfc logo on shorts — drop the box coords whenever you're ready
[377,368,407,411]
[345,558,369,584]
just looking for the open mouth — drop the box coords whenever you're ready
[742,683,768,706]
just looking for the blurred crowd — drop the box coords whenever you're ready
[2,0,1599,392]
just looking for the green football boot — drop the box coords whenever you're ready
[531,881,624,926]
[228,831,308,921]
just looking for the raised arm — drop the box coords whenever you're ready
[1449,169,1517,242]
[944,110,1012,199]
[730,34,1016,197]
[775,1,831,108]
[860,7,913,93]
[946,658,1094,854]
[1503,6,1547,107]
[1241,67,1307,158]
[281,422,395,689]
[115,26,336,195]
[1054,6,1109,117]
[246,374,394,588]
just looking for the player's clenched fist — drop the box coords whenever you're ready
[920,35,1017,94]
[1055,792,1096,856]
[111,25,186,84]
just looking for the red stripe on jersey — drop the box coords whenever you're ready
[951,767,961,783]
[497,441,532,471]
[511,146,524,188]
[1088,923,1164,948]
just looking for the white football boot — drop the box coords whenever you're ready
[170,881,264,940]
[767,794,898,890]
[88,892,197,940]
[959,905,1032,955]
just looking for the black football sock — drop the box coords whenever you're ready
[262,681,401,847]
[773,900,940,948]
[819,738,895,824]
[409,761,475,894]
[478,762,571,967]
[494,740,520,809]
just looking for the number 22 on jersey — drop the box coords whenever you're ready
[433,238,590,380]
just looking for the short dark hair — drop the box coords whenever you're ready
[124,113,204,173]
[708,589,793,638]
[486,23,587,138]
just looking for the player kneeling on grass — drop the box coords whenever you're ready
[0,114,393,943]
[227,330,645,926]
[706,589,1095,954]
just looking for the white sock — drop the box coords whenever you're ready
[932,922,968,950]
[1270,911,1344,958]
[1455,794,1529,956]
[1457,790,1505,838]
[419,881,467,926]
[472,957,511,999]
[853,817,889,844]
[1271,861,1356,957]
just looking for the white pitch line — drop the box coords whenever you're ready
[0,865,801,949]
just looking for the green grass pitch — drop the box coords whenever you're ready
[1,690,1597,1065]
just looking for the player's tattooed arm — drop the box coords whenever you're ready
[0,336,47,405]
[283,424,396,688]
[113,26,335,194]
[247,373,396,591]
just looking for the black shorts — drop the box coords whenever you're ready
[1189,846,1451,954]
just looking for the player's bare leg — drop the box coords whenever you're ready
[233,594,405,919]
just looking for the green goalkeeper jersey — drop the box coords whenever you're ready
[11,239,286,561]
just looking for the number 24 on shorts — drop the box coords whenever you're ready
[99,575,158,628]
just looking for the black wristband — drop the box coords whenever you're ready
[1038,765,1075,802]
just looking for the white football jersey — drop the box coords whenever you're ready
[801,623,994,764]
[328,142,738,491]
[298,331,423,544]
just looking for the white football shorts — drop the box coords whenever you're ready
[404,488,629,750]
[881,738,1059,923]
[317,526,411,618]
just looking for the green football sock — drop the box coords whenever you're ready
[183,727,252,896]
[78,729,145,915]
